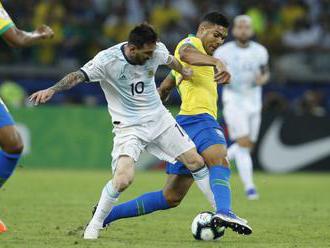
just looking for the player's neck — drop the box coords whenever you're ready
[235,40,250,48]
[122,44,139,65]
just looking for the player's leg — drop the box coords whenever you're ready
[224,104,258,199]
[238,111,262,199]
[175,149,216,209]
[103,174,193,227]
[234,136,257,199]
[84,155,135,239]
[150,123,214,206]
[0,100,24,188]
[0,100,23,233]
[194,127,252,235]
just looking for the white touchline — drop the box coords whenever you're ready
[259,118,330,173]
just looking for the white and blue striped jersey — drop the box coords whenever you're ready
[214,41,269,111]
[81,42,172,126]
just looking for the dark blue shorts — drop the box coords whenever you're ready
[0,100,15,128]
[166,113,227,175]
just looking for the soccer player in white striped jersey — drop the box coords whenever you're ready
[30,24,216,240]
[214,15,270,200]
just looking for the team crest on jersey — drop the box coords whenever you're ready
[147,70,154,78]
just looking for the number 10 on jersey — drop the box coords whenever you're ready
[130,82,145,96]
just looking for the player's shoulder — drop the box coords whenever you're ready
[250,41,268,54]
[155,41,169,53]
[94,42,126,65]
[217,41,235,51]
[178,35,201,48]
[214,41,235,57]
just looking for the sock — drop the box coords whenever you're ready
[91,180,120,227]
[103,190,170,227]
[191,166,216,210]
[227,143,239,161]
[0,150,21,188]
[209,165,231,214]
[234,146,255,191]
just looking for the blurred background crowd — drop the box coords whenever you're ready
[0,0,330,115]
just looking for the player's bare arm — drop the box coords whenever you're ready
[255,64,270,86]
[167,56,193,81]
[29,70,85,105]
[158,73,176,102]
[179,44,230,84]
[2,24,54,48]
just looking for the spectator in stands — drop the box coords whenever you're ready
[280,0,308,30]
[282,17,321,50]
[294,90,327,116]
[33,0,65,64]
[103,4,133,44]
[263,92,289,113]
[150,0,181,32]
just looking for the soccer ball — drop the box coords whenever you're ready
[191,211,225,241]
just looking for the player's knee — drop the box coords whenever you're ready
[237,137,253,148]
[164,191,184,208]
[204,150,227,166]
[186,153,204,171]
[1,131,24,154]
[114,174,134,192]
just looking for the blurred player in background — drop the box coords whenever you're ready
[29,23,219,240]
[214,15,270,200]
[0,1,54,233]
[102,12,252,236]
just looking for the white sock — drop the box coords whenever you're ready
[234,146,255,191]
[227,143,239,161]
[191,166,216,210]
[90,180,120,227]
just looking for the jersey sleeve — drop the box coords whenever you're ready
[80,52,106,83]
[259,46,269,66]
[154,42,172,65]
[0,4,15,36]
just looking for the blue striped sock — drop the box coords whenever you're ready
[103,190,170,227]
[209,165,232,214]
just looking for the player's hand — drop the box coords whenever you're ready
[255,72,268,86]
[181,67,193,80]
[29,88,55,105]
[34,25,54,39]
[157,88,171,102]
[214,60,231,84]
[215,70,231,85]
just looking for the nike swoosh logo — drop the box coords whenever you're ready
[258,118,330,173]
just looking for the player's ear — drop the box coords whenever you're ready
[128,44,138,54]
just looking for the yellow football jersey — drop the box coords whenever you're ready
[0,2,14,36]
[173,35,218,119]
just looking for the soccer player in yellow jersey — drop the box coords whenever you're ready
[102,12,252,236]
[0,1,54,232]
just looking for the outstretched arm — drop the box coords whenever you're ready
[29,70,86,105]
[2,24,54,48]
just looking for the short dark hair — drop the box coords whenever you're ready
[201,12,230,28]
[128,23,158,48]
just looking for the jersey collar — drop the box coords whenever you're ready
[121,43,139,65]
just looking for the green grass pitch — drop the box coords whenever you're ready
[1,169,330,248]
